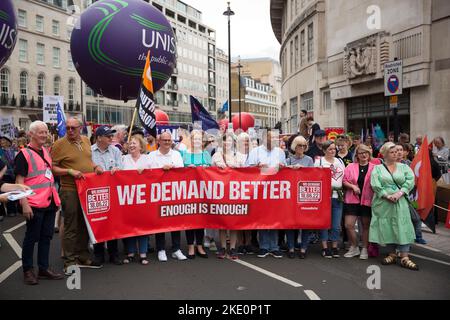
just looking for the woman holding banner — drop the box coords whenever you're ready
[179,130,211,259]
[121,135,152,265]
[286,136,314,259]
[211,132,242,260]
[370,142,418,270]
[314,141,345,259]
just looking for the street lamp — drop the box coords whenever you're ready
[236,57,243,129]
[223,2,234,123]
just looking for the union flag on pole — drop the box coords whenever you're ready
[410,136,435,222]
[136,51,157,138]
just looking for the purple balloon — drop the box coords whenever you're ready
[71,0,176,101]
[0,0,18,69]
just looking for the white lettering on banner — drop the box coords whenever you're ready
[159,204,249,217]
[117,181,292,206]
[117,185,146,205]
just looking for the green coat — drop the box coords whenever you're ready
[369,163,416,245]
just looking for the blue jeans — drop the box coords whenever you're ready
[412,218,423,240]
[299,230,311,251]
[125,236,149,255]
[286,230,299,250]
[22,205,56,272]
[320,198,343,242]
[259,230,279,251]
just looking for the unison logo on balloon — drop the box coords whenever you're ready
[70,0,176,101]
[0,0,17,69]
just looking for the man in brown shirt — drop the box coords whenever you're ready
[51,117,104,274]
[298,110,309,138]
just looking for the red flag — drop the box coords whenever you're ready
[446,203,450,229]
[410,136,435,220]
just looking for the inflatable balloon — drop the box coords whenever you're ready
[0,0,17,68]
[155,109,169,125]
[232,112,255,132]
[71,0,176,101]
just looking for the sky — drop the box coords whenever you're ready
[182,0,281,61]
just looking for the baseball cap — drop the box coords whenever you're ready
[95,126,116,137]
[314,129,326,137]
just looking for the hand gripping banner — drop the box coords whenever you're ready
[76,167,332,243]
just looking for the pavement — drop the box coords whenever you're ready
[419,224,450,256]
[1,215,449,300]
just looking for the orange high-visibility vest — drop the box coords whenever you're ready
[21,146,61,208]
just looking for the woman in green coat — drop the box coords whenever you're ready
[370,142,419,270]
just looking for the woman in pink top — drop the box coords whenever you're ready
[342,144,375,260]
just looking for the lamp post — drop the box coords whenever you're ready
[236,57,243,129]
[223,2,234,123]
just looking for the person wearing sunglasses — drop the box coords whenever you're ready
[51,117,104,275]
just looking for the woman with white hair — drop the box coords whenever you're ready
[285,136,314,258]
[370,142,418,270]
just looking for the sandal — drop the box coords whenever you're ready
[140,257,149,265]
[123,255,135,264]
[381,253,397,265]
[400,257,419,271]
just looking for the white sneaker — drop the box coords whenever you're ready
[158,250,168,262]
[344,246,360,258]
[171,249,187,261]
[359,248,368,260]
[209,241,218,252]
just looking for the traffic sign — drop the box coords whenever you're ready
[384,60,403,96]
[389,95,398,109]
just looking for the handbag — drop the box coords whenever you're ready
[382,163,421,224]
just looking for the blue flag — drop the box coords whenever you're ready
[221,100,228,113]
[190,95,219,131]
[56,102,66,138]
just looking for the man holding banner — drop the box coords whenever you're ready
[51,117,104,275]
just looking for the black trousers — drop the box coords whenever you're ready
[185,229,204,246]
[155,231,181,252]
[93,240,119,258]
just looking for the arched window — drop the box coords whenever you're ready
[54,76,61,96]
[0,68,9,101]
[68,78,75,106]
[37,73,45,104]
[20,71,28,103]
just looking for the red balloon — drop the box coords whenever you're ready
[232,112,255,132]
[155,109,169,125]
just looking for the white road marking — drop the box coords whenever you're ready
[232,258,321,300]
[232,259,303,287]
[0,261,22,285]
[3,233,22,258]
[304,289,321,300]
[413,244,442,253]
[4,221,26,234]
[409,253,450,267]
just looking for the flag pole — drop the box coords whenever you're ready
[128,107,137,143]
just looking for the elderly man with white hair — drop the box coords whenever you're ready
[14,121,64,285]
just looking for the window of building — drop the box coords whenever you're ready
[300,31,305,66]
[290,97,298,133]
[323,91,331,111]
[290,41,294,74]
[37,43,45,65]
[68,79,75,106]
[85,85,95,96]
[301,91,314,112]
[54,76,61,96]
[18,10,27,28]
[294,35,299,71]
[1,68,9,100]
[36,15,44,32]
[166,9,175,19]
[307,23,314,63]
[53,47,60,67]
[37,74,45,104]
[19,39,28,62]
[20,71,28,103]
[52,20,60,36]
[68,50,74,70]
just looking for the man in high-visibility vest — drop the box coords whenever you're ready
[15,121,64,285]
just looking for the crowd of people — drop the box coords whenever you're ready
[0,116,448,285]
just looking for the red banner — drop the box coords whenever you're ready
[75,167,331,243]
[446,203,450,229]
